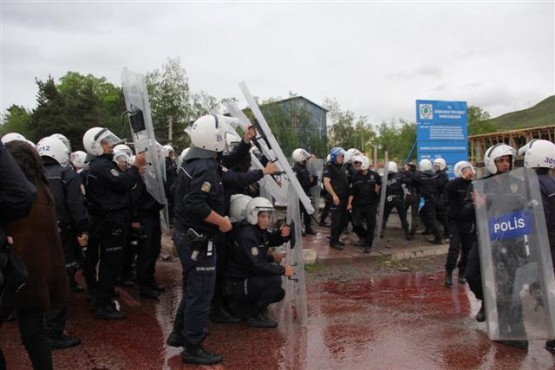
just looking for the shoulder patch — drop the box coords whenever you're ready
[201,181,212,193]
[251,247,259,256]
[510,183,519,194]
[111,169,120,177]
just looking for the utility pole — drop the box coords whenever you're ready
[168,116,173,145]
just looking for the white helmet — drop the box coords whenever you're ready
[387,161,398,173]
[114,152,131,167]
[37,136,70,167]
[51,133,71,152]
[292,148,310,163]
[517,139,537,157]
[433,158,446,171]
[163,144,175,158]
[229,194,253,223]
[178,147,190,168]
[344,148,362,164]
[245,197,274,225]
[185,115,234,153]
[70,150,87,169]
[419,159,432,172]
[113,144,133,158]
[521,139,555,169]
[353,155,370,171]
[83,127,123,156]
[484,143,516,174]
[1,132,26,144]
[454,161,475,178]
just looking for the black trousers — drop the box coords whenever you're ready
[82,225,100,293]
[382,196,410,236]
[16,308,52,370]
[352,203,378,248]
[227,275,285,313]
[92,213,128,308]
[445,220,474,273]
[465,241,483,300]
[419,198,441,240]
[300,201,312,231]
[329,196,348,244]
[136,213,161,287]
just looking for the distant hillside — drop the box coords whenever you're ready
[489,95,555,130]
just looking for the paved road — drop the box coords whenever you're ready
[3,254,555,369]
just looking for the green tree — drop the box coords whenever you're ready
[0,105,32,138]
[468,105,497,135]
[146,57,193,150]
[323,98,376,153]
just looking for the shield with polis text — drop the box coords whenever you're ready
[474,168,555,341]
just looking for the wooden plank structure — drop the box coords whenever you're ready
[469,125,555,166]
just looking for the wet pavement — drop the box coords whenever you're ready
[3,227,555,369]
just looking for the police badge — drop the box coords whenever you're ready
[111,169,120,177]
[251,247,259,256]
[201,181,211,192]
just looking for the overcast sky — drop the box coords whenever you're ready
[1,1,553,124]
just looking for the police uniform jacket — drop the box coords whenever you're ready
[323,162,349,199]
[293,162,317,195]
[538,173,555,249]
[408,170,439,199]
[43,157,89,233]
[385,172,408,198]
[174,157,224,235]
[131,175,165,218]
[444,177,474,222]
[350,170,381,206]
[222,168,264,215]
[224,224,286,281]
[86,154,139,215]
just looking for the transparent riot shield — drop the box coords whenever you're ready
[474,168,555,341]
[121,68,169,231]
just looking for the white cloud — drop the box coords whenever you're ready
[1,1,553,124]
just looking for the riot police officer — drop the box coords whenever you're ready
[443,161,475,287]
[168,115,232,365]
[347,155,381,253]
[83,127,145,320]
[381,161,411,240]
[38,135,88,348]
[323,147,349,250]
[520,139,555,351]
[292,148,317,235]
[433,158,450,238]
[224,197,293,328]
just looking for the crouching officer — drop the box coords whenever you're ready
[83,127,145,320]
[224,197,294,328]
[168,115,232,366]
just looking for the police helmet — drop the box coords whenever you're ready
[433,158,446,171]
[83,127,123,156]
[292,148,310,163]
[37,136,70,167]
[419,159,432,172]
[229,194,253,223]
[453,161,475,178]
[245,197,274,225]
[521,139,555,169]
[1,132,26,144]
[329,147,345,164]
[387,161,398,173]
[484,143,516,174]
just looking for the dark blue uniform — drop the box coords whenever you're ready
[172,156,224,346]
[86,154,140,314]
[435,170,450,238]
[409,170,442,242]
[381,172,410,239]
[349,170,381,250]
[323,162,349,246]
[42,157,90,338]
[443,177,475,279]
[224,224,287,314]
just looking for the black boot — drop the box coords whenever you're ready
[444,272,453,287]
[475,301,486,322]
[246,311,278,328]
[95,303,126,320]
[48,334,81,350]
[167,318,185,347]
[458,271,466,284]
[182,343,222,365]
[210,305,241,324]
[139,286,160,300]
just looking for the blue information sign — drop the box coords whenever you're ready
[416,100,468,178]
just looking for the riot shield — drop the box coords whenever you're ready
[474,168,555,341]
[121,68,169,231]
